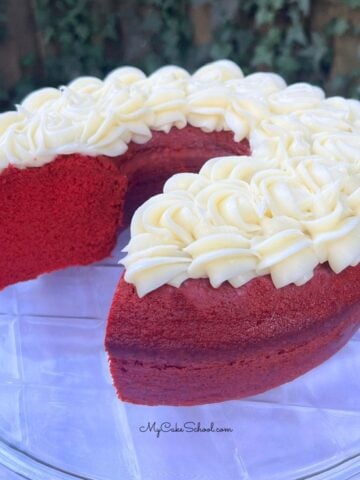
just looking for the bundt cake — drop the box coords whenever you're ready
[0,60,359,406]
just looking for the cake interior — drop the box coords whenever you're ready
[0,126,249,290]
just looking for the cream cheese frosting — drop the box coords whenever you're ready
[120,62,359,296]
[0,60,247,169]
[0,59,359,295]
[123,150,360,296]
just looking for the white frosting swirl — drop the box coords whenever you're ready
[0,59,359,295]
[0,60,357,174]
[123,144,360,296]
[0,59,263,169]
[268,83,325,114]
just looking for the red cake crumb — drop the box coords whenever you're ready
[0,155,126,290]
[105,263,360,405]
[0,126,249,290]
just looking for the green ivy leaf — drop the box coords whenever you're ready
[210,42,233,59]
[285,22,307,46]
[75,23,90,41]
[327,18,350,36]
[252,43,274,67]
[295,0,310,15]
[343,0,360,9]
[255,7,275,27]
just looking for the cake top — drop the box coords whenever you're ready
[0,59,267,169]
[2,59,358,170]
[116,62,358,296]
[123,150,360,296]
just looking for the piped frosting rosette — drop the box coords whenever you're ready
[123,152,360,297]
[0,59,309,169]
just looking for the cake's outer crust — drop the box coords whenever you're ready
[0,127,249,290]
[105,264,360,405]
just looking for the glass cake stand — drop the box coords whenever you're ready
[0,229,359,480]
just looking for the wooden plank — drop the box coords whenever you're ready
[190,3,212,46]
[312,0,360,89]
[0,0,40,89]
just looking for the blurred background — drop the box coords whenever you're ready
[0,0,359,111]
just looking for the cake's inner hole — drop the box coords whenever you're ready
[116,126,250,224]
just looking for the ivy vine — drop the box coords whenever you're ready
[0,0,359,110]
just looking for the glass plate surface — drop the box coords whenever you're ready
[0,229,359,480]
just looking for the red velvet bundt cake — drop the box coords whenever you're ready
[0,60,359,405]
